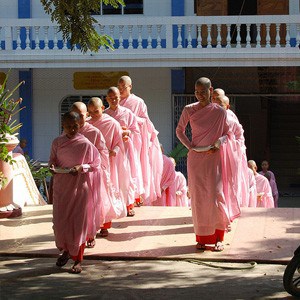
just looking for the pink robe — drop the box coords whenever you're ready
[174,171,190,207]
[120,93,163,204]
[88,114,129,212]
[79,123,126,223]
[79,123,109,170]
[259,170,279,207]
[224,109,249,208]
[152,154,176,206]
[105,106,142,205]
[49,133,101,256]
[255,173,275,208]
[248,168,257,207]
[176,102,232,237]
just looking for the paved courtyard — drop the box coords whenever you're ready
[1,199,300,299]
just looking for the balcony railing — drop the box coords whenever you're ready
[0,15,299,67]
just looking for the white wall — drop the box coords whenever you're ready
[32,0,50,18]
[144,0,171,16]
[32,68,172,161]
[0,0,18,18]
[185,0,196,16]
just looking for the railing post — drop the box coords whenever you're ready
[226,24,231,48]
[256,23,261,48]
[166,23,173,49]
[4,26,13,50]
[266,23,271,48]
[156,25,162,49]
[216,24,221,48]
[285,24,290,48]
[297,24,300,48]
[275,23,281,48]
[246,24,251,48]
[197,25,202,48]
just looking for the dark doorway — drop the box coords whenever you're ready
[228,0,257,44]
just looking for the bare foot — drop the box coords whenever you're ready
[71,261,82,274]
[214,241,224,252]
[227,224,232,232]
[127,208,135,217]
[86,238,96,248]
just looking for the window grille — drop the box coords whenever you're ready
[92,0,143,15]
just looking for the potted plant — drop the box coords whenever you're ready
[0,73,25,157]
[26,157,52,201]
[0,71,25,217]
[0,171,8,190]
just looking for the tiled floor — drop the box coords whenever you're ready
[0,205,299,263]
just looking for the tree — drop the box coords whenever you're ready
[40,0,125,53]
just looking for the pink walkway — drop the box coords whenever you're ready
[0,206,299,263]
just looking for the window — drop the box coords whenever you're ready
[96,0,143,15]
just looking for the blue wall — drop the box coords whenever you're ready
[171,1,185,92]
[18,0,33,157]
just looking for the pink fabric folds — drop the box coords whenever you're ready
[88,114,129,214]
[176,102,231,237]
[79,122,126,224]
[49,133,101,256]
[152,154,176,206]
[105,106,142,206]
[174,171,190,207]
[120,94,163,204]
[226,109,249,208]
[259,170,279,207]
[248,168,257,207]
[255,173,275,208]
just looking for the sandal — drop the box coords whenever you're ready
[196,243,206,251]
[56,251,70,267]
[227,224,232,232]
[86,238,96,248]
[127,208,135,217]
[214,241,224,252]
[96,229,109,238]
[70,261,82,274]
[135,200,144,207]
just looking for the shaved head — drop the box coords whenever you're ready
[87,97,104,120]
[69,102,87,128]
[248,160,257,174]
[88,97,103,108]
[212,88,225,103]
[212,94,230,110]
[223,95,230,106]
[195,77,211,89]
[107,86,120,95]
[213,88,225,96]
[118,75,132,86]
[70,101,87,113]
[248,160,257,168]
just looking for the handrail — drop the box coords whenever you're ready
[0,15,299,52]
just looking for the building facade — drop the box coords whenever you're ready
[0,0,299,189]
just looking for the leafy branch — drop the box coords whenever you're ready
[40,0,125,53]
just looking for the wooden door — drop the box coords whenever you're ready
[196,0,228,46]
[257,0,289,45]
